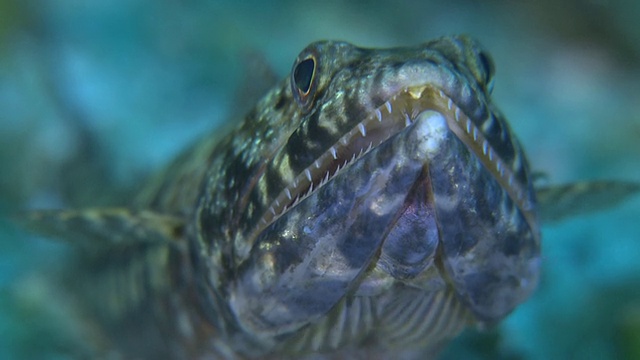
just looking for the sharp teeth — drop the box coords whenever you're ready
[454,108,461,122]
[314,160,321,169]
[358,123,367,137]
[404,113,412,127]
[285,188,292,200]
[330,146,338,159]
[375,108,383,122]
[385,101,392,113]
[466,119,472,134]
[304,169,312,182]
[447,99,453,110]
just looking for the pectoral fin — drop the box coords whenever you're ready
[536,181,640,223]
[19,208,186,248]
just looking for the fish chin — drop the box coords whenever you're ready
[413,110,448,157]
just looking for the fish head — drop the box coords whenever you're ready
[229,36,541,347]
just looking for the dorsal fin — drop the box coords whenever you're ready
[230,50,280,119]
[536,181,640,223]
[19,208,186,248]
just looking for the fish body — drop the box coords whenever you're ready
[23,36,636,359]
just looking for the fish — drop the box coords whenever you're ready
[22,35,640,359]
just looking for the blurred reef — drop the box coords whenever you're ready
[1,1,639,359]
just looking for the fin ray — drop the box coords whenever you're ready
[19,208,186,248]
[536,181,640,223]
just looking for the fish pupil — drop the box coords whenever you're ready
[294,58,315,94]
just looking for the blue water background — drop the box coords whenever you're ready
[1,1,639,359]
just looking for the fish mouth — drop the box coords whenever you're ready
[256,85,534,236]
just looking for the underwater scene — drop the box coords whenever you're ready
[1,0,639,359]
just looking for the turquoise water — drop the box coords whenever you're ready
[1,1,639,358]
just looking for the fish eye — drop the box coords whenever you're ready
[294,58,315,94]
[478,50,495,92]
[291,54,318,109]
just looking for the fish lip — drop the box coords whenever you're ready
[249,84,535,247]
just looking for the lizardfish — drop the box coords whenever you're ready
[24,35,639,359]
